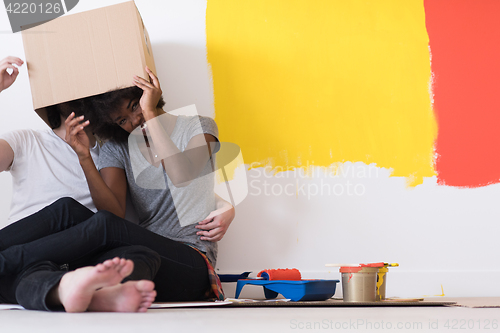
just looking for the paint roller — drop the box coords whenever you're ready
[257,268,301,280]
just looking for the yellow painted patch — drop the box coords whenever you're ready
[206,0,437,186]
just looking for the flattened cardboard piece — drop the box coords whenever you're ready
[22,0,156,123]
[224,298,457,307]
[438,297,500,308]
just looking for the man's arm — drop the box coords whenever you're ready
[0,139,14,172]
[0,56,23,172]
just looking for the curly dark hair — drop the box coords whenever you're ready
[46,98,91,129]
[87,86,165,143]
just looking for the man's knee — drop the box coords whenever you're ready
[93,210,116,221]
[52,197,79,209]
[90,211,126,234]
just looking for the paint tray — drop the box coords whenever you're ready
[235,279,340,302]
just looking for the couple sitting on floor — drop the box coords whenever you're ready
[0,56,235,312]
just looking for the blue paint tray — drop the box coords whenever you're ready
[235,279,340,302]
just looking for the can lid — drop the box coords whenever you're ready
[339,265,382,273]
[338,262,387,273]
[360,262,385,268]
[339,266,362,273]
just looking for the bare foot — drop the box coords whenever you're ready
[57,257,134,312]
[88,280,156,312]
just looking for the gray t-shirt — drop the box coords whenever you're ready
[99,115,219,264]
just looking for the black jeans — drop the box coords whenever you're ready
[0,197,209,305]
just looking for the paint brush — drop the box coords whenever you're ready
[384,263,399,267]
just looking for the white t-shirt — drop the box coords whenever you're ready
[0,129,98,225]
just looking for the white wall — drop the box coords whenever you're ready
[1,0,500,298]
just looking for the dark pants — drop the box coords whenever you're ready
[0,197,209,308]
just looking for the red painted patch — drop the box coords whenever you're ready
[425,0,500,187]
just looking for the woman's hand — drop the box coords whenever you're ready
[195,205,235,242]
[133,66,162,119]
[0,56,23,93]
[65,112,91,161]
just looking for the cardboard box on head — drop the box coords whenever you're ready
[21,0,156,127]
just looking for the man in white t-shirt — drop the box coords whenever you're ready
[0,120,100,223]
[0,56,157,312]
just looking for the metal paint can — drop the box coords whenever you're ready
[340,266,378,302]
